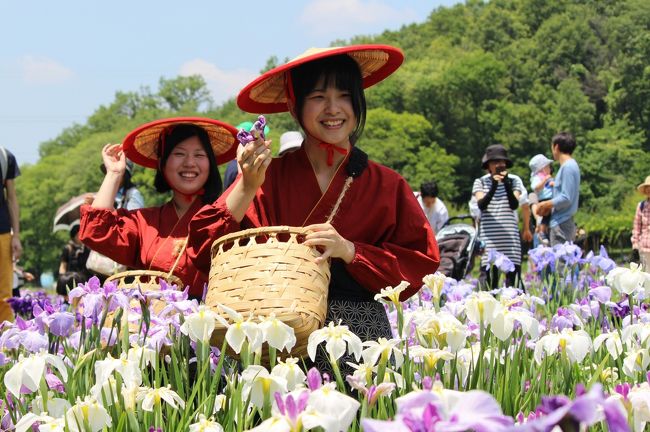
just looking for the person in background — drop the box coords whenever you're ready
[79,118,238,299]
[101,159,145,210]
[528,154,554,246]
[0,146,22,323]
[278,131,303,156]
[473,144,531,289]
[56,224,91,299]
[415,180,448,233]
[12,262,34,297]
[535,132,580,246]
[632,175,650,270]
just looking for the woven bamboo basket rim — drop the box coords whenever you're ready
[210,225,310,256]
[106,269,183,288]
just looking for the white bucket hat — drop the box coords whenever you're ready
[529,154,553,174]
[278,131,303,155]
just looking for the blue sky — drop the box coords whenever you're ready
[1,0,459,165]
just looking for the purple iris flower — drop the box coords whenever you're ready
[129,324,172,351]
[363,389,513,432]
[589,284,612,304]
[306,367,322,391]
[550,307,582,331]
[48,312,76,337]
[571,298,599,321]
[517,384,629,432]
[0,402,12,432]
[69,277,129,324]
[237,129,254,145]
[528,246,557,272]
[253,115,267,140]
[485,249,515,273]
[45,373,66,393]
[586,246,616,274]
[552,243,583,266]
[443,280,474,302]
[274,391,310,425]
[20,330,49,352]
[441,301,465,317]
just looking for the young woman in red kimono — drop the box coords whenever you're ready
[187,45,439,370]
[79,118,238,299]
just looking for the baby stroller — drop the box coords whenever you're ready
[435,214,482,280]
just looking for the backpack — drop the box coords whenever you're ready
[641,200,646,212]
[0,146,7,185]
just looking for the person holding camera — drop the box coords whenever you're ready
[472,144,531,288]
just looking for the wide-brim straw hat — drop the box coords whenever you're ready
[237,44,404,114]
[638,175,650,193]
[123,117,238,169]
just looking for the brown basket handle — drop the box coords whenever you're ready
[166,236,188,280]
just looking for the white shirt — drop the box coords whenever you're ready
[415,192,449,233]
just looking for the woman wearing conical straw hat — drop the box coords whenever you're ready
[79,118,238,299]
[188,45,440,372]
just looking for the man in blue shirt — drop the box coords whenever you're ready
[536,132,580,245]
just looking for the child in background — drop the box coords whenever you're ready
[529,154,554,246]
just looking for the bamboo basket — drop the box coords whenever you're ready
[207,226,330,357]
[103,270,183,329]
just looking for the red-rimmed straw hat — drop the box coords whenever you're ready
[237,44,404,114]
[122,117,238,169]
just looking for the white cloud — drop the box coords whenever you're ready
[179,59,258,105]
[299,0,418,37]
[20,56,74,85]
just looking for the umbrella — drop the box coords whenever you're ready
[53,193,95,232]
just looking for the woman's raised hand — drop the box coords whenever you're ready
[303,223,356,265]
[237,134,272,191]
[101,143,126,176]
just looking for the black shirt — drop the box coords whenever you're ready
[0,148,20,234]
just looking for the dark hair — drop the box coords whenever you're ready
[70,225,80,239]
[551,132,576,155]
[122,170,136,191]
[154,124,222,203]
[290,54,366,145]
[420,181,439,198]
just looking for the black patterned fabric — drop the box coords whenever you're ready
[313,299,392,380]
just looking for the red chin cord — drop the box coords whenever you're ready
[319,142,349,166]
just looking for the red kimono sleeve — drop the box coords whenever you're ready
[187,200,242,276]
[78,204,142,267]
[345,178,440,301]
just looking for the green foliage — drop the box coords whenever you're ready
[361,108,459,200]
[13,0,650,274]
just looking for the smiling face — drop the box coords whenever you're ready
[290,54,366,147]
[163,136,210,195]
[301,79,357,148]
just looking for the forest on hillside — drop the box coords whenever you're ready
[16,0,650,275]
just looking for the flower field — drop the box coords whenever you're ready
[1,243,649,431]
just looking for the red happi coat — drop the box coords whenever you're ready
[188,147,439,301]
[79,199,206,297]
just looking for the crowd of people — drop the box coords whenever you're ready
[0,43,648,334]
